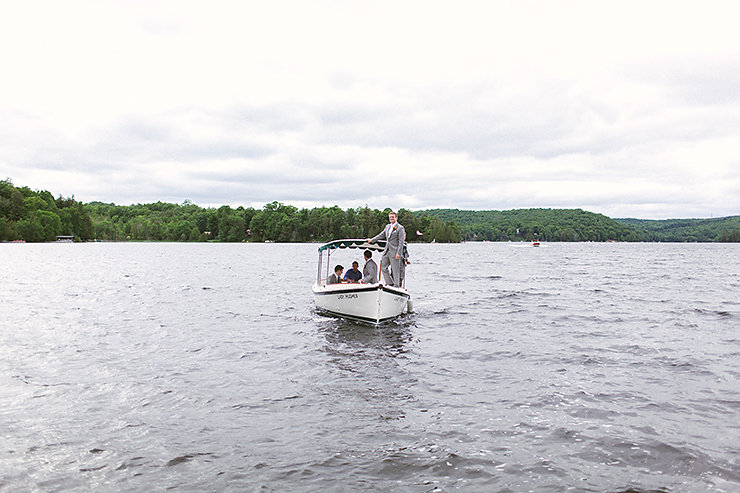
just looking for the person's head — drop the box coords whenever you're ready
[334,265,343,274]
[364,250,372,260]
[388,211,397,223]
[352,261,359,270]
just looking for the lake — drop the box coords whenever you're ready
[1,242,738,492]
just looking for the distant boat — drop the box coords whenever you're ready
[55,236,74,243]
[531,239,540,247]
[312,239,411,324]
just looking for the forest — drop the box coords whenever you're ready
[0,179,93,242]
[84,200,461,243]
[425,208,740,242]
[2,179,739,243]
[615,216,740,242]
[424,208,643,242]
[0,180,459,243]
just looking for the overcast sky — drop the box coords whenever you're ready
[1,1,738,219]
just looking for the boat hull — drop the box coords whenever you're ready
[312,283,410,324]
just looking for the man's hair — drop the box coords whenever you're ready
[364,250,372,259]
[334,264,343,273]
[352,261,359,267]
[389,211,397,216]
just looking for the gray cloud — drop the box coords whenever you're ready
[2,3,739,219]
[632,58,740,107]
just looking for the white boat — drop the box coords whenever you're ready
[312,239,412,324]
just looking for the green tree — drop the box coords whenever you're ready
[0,217,17,240]
[16,218,45,242]
[22,196,50,216]
[720,229,740,242]
[219,214,246,242]
[0,179,24,221]
[34,210,63,241]
[170,219,199,241]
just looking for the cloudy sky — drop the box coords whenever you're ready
[1,1,738,219]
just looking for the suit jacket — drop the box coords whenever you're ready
[327,273,341,284]
[371,222,405,258]
[362,258,378,283]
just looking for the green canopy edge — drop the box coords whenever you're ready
[317,238,387,252]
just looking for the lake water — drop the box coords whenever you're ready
[1,242,738,492]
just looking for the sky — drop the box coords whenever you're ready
[1,0,738,219]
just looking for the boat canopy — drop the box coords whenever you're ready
[317,238,386,253]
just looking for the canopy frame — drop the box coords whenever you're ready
[317,239,388,284]
[317,238,386,253]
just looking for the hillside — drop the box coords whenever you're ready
[615,216,740,242]
[419,208,641,242]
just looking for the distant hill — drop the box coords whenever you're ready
[614,216,740,242]
[418,208,641,242]
[417,208,740,242]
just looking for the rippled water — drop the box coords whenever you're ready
[1,242,738,492]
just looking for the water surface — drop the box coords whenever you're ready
[1,242,738,491]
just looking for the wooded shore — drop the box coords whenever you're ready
[2,180,738,243]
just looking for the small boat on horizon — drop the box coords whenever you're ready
[312,239,412,324]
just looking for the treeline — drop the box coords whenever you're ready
[423,208,643,242]
[86,200,461,243]
[5,179,738,243]
[615,216,740,242]
[1,180,460,243]
[0,179,93,241]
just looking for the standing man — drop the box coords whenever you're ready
[362,250,378,284]
[367,211,405,287]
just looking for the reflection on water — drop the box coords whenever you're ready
[315,314,418,427]
[316,315,416,352]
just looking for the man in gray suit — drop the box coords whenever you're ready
[367,211,405,287]
[327,265,343,285]
[362,250,378,283]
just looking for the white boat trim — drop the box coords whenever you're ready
[313,282,410,324]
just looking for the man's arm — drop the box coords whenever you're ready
[368,226,387,243]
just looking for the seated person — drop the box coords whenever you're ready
[327,265,344,284]
[343,261,362,283]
